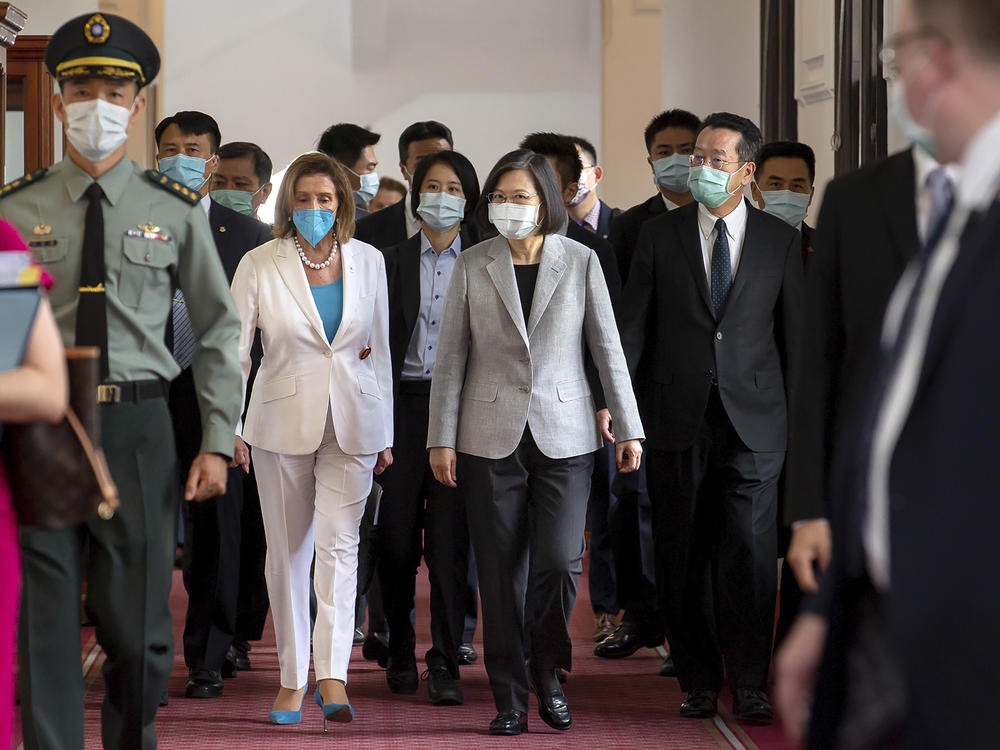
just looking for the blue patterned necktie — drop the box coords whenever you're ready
[171,288,196,370]
[710,217,731,318]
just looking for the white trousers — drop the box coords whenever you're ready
[252,412,375,688]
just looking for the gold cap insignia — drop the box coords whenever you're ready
[84,14,111,44]
[32,223,52,236]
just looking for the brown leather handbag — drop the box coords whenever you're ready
[4,346,119,529]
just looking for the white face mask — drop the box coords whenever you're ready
[489,202,540,240]
[62,97,133,163]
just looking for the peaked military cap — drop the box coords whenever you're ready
[44,12,160,88]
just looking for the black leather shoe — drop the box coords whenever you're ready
[385,656,419,694]
[658,653,676,677]
[556,667,567,684]
[593,623,664,659]
[489,711,527,736]
[679,689,718,718]
[531,668,572,730]
[732,688,774,724]
[159,689,169,707]
[352,627,365,647]
[231,639,251,670]
[424,665,463,706]
[457,642,478,665]
[184,669,223,699]
[362,632,390,667]
[222,647,238,679]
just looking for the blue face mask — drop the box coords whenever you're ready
[688,164,744,209]
[292,208,336,247]
[652,154,691,192]
[888,80,936,156]
[758,188,811,227]
[349,170,380,205]
[158,153,211,191]
[417,191,466,233]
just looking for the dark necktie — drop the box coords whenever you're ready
[76,182,109,380]
[710,217,731,318]
[171,288,196,371]
[852,166,955,578]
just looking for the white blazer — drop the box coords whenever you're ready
[231,236,393,456]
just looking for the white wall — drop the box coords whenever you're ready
[21,0,92,34]
[163,0,602,219]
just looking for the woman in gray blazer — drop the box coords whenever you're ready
[428,150,644,736]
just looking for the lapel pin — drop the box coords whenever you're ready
[219,226,227,233]
[359,347,371,360]
[32,223,52,236]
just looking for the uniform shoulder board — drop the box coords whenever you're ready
[0,168,49,199]
[145,169,201,205]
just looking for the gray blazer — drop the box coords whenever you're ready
[427,233,643,460]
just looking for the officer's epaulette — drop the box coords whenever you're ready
[0,168,49,199]
[144,169,201,205]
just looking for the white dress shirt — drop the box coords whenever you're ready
[661,194,681,212]
[912,146,962,244]
[864,112,1000,590]
[200,192,211,219]
[696,198,748,286]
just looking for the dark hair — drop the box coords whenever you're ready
[217,141,273,186]
[409,150,480,219]
[154,111,221,154]
[912,0,1000,62]
[757,140,816,183]
[398,120,454,163]
[643,109,701,152]
[378,176,407,196]
[518,132,582,189]
[567,135,598,166]
[316,123,381,169]
[475,149,566,237]
[697,112,764,165]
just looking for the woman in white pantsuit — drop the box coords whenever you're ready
[230,152,393,727]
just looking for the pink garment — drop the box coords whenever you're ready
[0,462,19,748]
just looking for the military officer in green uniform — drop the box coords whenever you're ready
[0,13,242,750]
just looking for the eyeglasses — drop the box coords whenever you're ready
[689,154,743,170]
[486,191,540,205]
[879,27,945,80]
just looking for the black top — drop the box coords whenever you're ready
[513,263,539,325]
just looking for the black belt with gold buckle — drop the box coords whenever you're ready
[97,379,167,405]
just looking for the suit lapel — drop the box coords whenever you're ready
[401,236,421,335]
[272,237,328,346]
[678,206,713,315]
[335,241,358,344]
[526,235,567,337]
[485,237,528,345]
[879,149,919,265]
[726,202,763,311]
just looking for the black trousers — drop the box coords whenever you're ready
[646,390,782,692]
[608,454,659,628]
[377,383,470,671]
[235,460,269,643]
[169,367,244,673]
[19,396,176,750]
[460,430,593,714]
[587,441,618,615]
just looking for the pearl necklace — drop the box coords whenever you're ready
[294,234,338,269]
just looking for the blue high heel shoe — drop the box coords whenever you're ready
[268,690,306,725]
[314,684,354,730]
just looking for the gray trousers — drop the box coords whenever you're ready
[19,396,177,750]
[459,429,593,714]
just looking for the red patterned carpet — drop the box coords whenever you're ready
[14,557,802,750]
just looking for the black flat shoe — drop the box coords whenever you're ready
[385,656,418,695]
[424,665,463,706]
[184,669,223,699]
[593,623,664,659]
[457,642,478,665]
[231,639,252,670]
[732,688,774,724]
[679,689,718,718]
[489,711,527,736]
[531,668,572,730]
[658,653,676,677]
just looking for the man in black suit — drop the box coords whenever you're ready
[212,141,273,220]
[750,141,817,271]
[620,112,804,722]
[566,135,621,242]
[519,132,624,646]
[355,120,454,250]
[609,109,701,284]
[155,112,273,699]
[378,151,482,706]
[776,1,1000,746]
[317,123,381,219]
